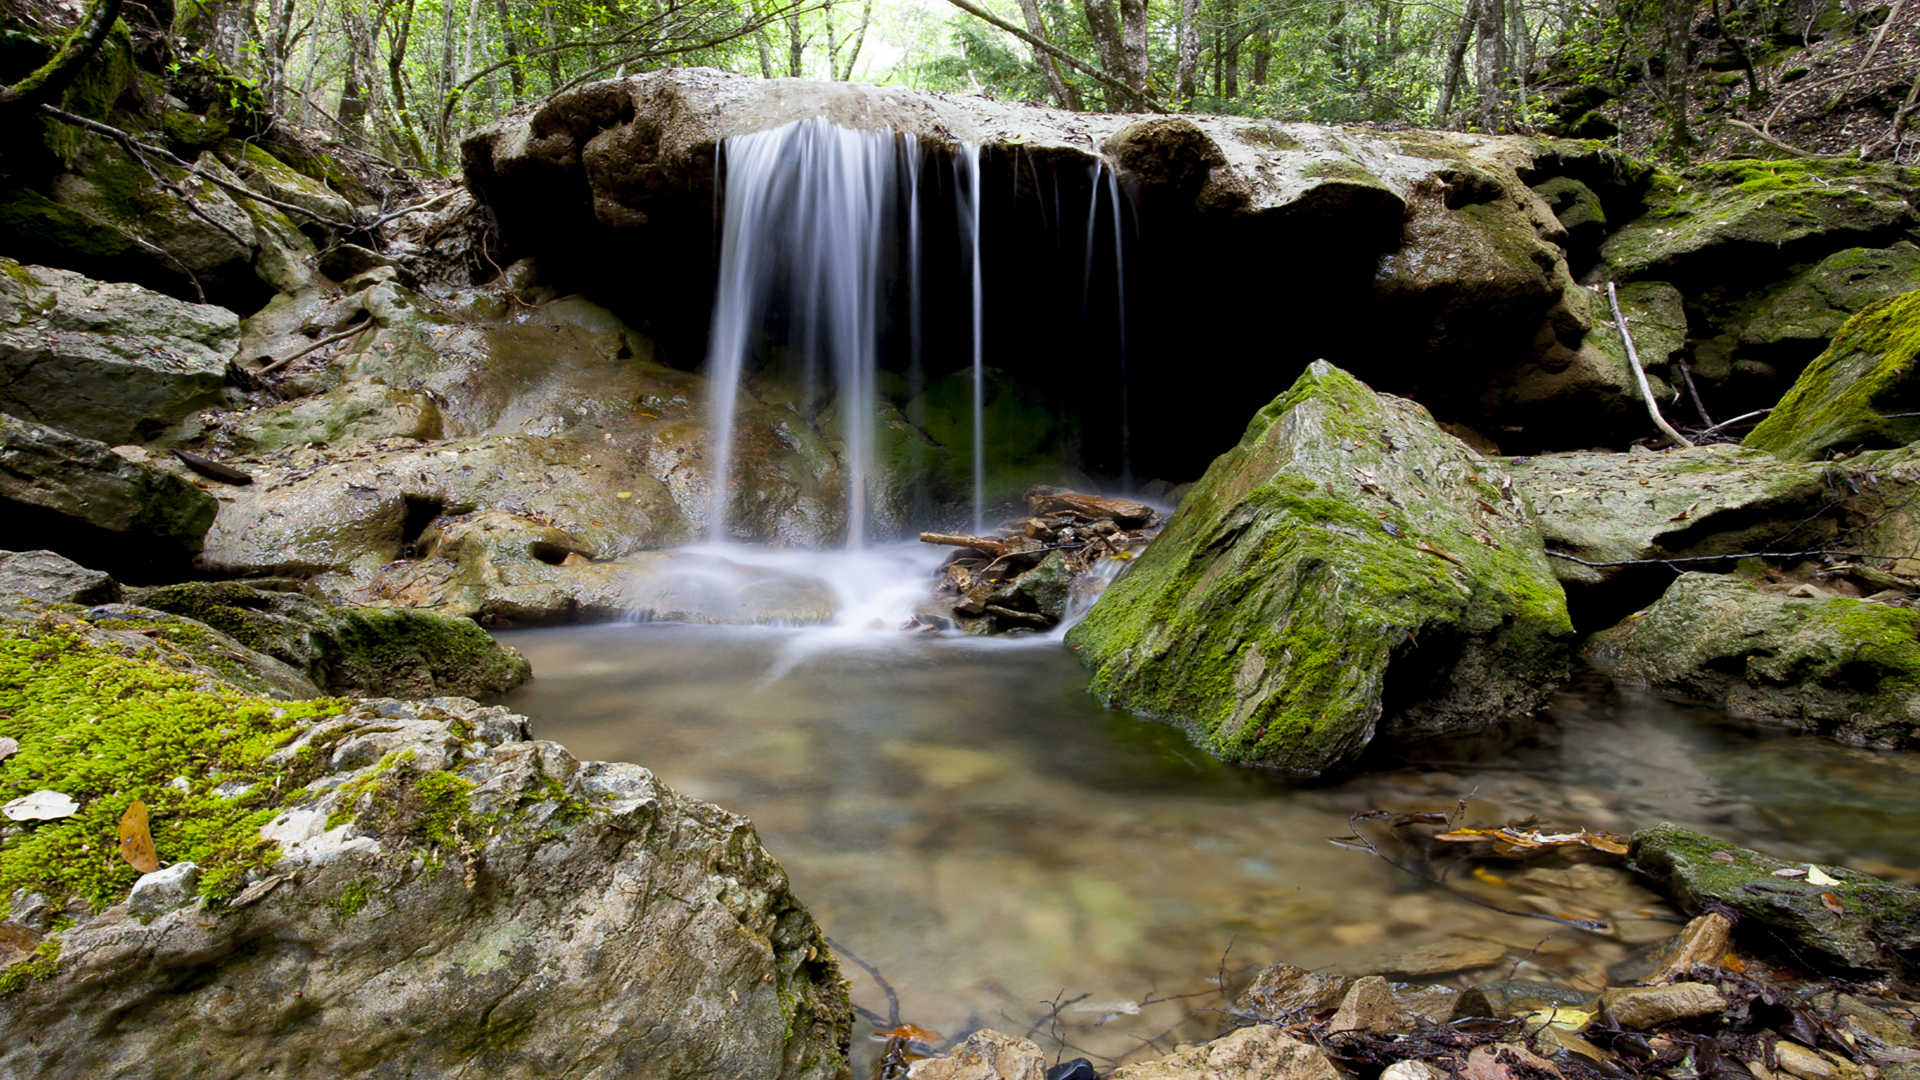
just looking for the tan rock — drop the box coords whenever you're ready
[1330,976,1396,1034]
[1600,982,1729,1029]
[1464,1043,1565,1080]
[1109,1026,1342,1080]
[1653,912,1735,982]
[906,1030,1048,1080]
[1235,964,1350,1021]
[1775,1041,1869,1080]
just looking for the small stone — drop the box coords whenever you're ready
[1235,964,1350,1020]
[1330,976,1396,1034]
[1599,982,1729,1029]
[1465,1044,1564,1080]
[0,736,15,763]
[906,1029,1048,1080]
[128,863,200,920]
[1383,1063,1446,1080]
[1775,1042,1867,1080]
[1046,1061,1097,1080]
[1371,938,1510,978]
[0,550,121,605]
[1652,912,1734,982]
[1108,1025,1341,1080]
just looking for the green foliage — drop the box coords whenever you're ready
[0,625,343,914]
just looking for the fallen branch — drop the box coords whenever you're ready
[1724,117,1815,158]
[1692,407,1771,439]
[364,188,460,230]
[256,317,373,374]
[920,531,1019,558]
[1610,282,1694,449]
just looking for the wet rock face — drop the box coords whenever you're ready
[1065,361,1573,776]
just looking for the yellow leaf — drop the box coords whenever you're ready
[119,800,160,873]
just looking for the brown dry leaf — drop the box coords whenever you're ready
[1415,539,1463,565]
[118,800,160,873]
[1820,892,1846,914]
[1710,851,1737,863]
[874,1024,942,1043]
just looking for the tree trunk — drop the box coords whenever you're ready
[1017,0,1080,108]
[1251,16,1270,87]
[785,9,804,76]
[1080,0,1129,106]
[1117,0,1148,105]
[1473,0,1507,130]
[1663,0,1695,152]
[838,0,870,80]
[756,25,773,78]
[1174,0,1199,107]
[1434,0,1478,123]
[539,0,563,90]
[1221,0,1238,98]
[493,0,527,102]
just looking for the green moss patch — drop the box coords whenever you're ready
[0,624,342,914]
[1745,290,1920,460]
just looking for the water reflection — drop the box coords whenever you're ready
[499,625,1920,1067]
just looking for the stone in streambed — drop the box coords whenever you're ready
[1066,361,1573,776]
[1107,1026,1341,1080]
[1599,982,1729,1029]
[1586,573,1920,749]
[0,550,121,605]
[1630,822,1920,975]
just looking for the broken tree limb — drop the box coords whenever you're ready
[920,532,1017,557]
[1610,281,1694,449]
[1025,486,1156,528]
[256,317,374,374]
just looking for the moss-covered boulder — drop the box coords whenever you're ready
[130,580,530,699]
[1601,159,1919,289]
[1631,822,1920,975]
[0,259,234,444]
[0,617,852,1079]
[1743,290,1920,460]
[0,412,216,582]
[1587,573,1920,748]
[1737,243,1920,361]
[1065,362,1574,776]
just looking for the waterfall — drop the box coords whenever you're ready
[960,145,986,534]
[704,119,907,546]
[1080,163,1134,488]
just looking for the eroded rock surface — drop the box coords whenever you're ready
[1745,290,1920,460]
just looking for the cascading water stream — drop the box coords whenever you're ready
[960,145,986,535]
[1083,162,1134,489]
[704,118,903,548]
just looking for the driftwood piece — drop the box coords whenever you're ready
[920,532,1017,558]
[172,449,254,485]
[1025,485,1155,528]
[1609,282,1694,449]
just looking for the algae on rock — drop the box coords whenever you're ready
[1744,290,1920,460]
[1065,362,1573,776]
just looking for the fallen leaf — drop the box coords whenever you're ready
[3,789,78,821]
[0,735,16,763]
[1806,865,1840,886]
[1415,539,1463,565]
[230,873,290,908]
[1710,851,1737,863]
[1773,867,1809,879]
[119,800,160,873]
[1472,866,1508,886]
[874,1024,943,1042]
[1820,892,1846,914]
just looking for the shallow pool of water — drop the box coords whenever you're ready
[497,621,1920,1069]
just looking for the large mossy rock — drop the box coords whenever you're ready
[0,619,852,1079]
[0,259,235,444]
[1064,362,1574,776]
[1632,822,1920,975]
[0,412,216,581]
[1743,290,1920,460]
[130,580,531,699]
[1587,572,1920,748]
[1601,159,1919,288]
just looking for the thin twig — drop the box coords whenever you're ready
[1692,407,1771,438]
[363,188,460,230]
[257,317,373,374]
[1546,547,1889,568]
[1609,281,1693,449]
[826,936,900,1027]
